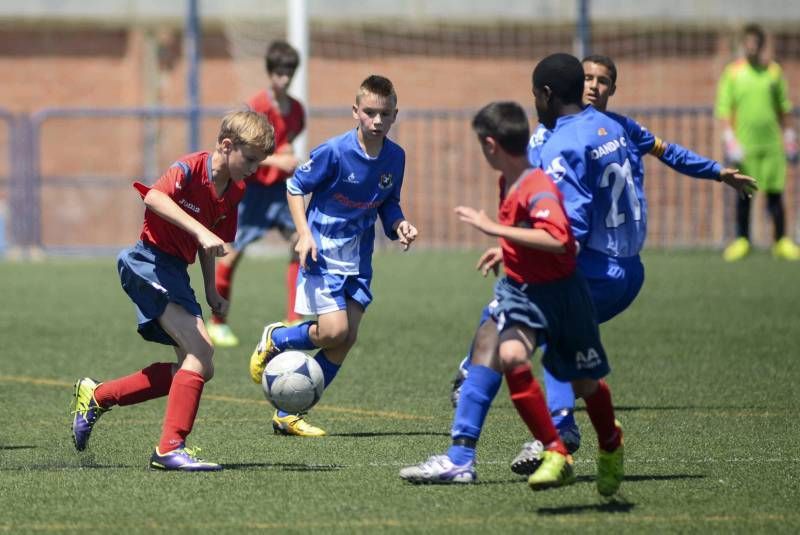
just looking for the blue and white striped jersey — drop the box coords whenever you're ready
[287,129,406,277]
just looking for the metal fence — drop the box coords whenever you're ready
[2,106,798,255]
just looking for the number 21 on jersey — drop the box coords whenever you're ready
[600,159,641,228]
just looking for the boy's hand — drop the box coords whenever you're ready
[197,230,227,258]
[206,290,229,318]
[476,246,503,277]
[295,232,318,269]
[395,220,418,251]
[455,206,495,235]
[718,168,758,199]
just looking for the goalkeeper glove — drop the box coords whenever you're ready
[784,128,798,164]
[722,128,743,166]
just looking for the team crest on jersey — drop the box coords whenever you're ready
[298,159,313,173]
[379,173,393,189]
[545,157,567,183]
[597,127,607,136]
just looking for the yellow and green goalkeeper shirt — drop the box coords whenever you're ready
[715,58,792,152]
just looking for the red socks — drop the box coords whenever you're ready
[505,364,568,455]
[285,260,301,322]
[584,379,622,452]
[213,262,234,323]
[158,369,205,453]
[93,362,174,408]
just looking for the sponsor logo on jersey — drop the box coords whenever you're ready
[530,125,548,147]
[178,198,200,214]
[343,172,358,183]
[298,159,313,173]
[590,136,627,160]
[379,173,393,189]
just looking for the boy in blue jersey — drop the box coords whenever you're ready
[248,75,418,436]
[451,55,758,475]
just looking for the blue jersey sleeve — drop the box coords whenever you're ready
[542,151,591,245]
[608,111,722,180]
[527,124,551,168]
[286,142,337,195]
[652,140,722,179]
[377,175,405,240]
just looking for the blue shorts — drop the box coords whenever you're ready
[579,249,645,324]
[233,181,296,251]
[117,241,202,346]
[491,274,609,382]
[294,271,373,315]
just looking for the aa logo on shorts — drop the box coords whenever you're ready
[379,173,393,189]
[575,348,602,370]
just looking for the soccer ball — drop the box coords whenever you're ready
[261,351,324,414]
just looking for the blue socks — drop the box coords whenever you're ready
[313,350,340,387]
[543,366,576,428]
[447,364,502,465]
[272,321,316,352]
[277,350,340,418]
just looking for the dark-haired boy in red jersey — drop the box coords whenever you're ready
[209,40,306,348]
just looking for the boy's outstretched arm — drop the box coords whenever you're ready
[455,206,566,253]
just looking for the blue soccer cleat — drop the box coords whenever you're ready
[399,454,476,484]
[70,377,109,452]
[149,445,222,472]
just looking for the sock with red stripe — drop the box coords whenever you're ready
[93,362,174,408]
[158,369,205,453]
[505,363,568,455]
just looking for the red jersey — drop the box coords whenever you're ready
[134,151,245,264]
[247,90,305,186]
[498,168,577,284]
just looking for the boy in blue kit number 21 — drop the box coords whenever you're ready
[70,111,275,471]
[249,75,418,436]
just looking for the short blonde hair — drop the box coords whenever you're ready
[218,110,275,155]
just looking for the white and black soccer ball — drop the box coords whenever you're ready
[261,350,325,414]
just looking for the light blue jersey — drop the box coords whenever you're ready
[287,129,405,277]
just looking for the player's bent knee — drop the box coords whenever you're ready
[316,327,349,348]
[497,349,528,371]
